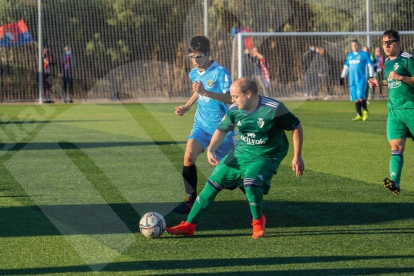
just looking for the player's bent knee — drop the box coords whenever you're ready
[207,180,224,192]
[389,139,405,152]
[183,153,197,166]
[243,178,262,190]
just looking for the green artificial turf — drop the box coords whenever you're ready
[0,101,413,275]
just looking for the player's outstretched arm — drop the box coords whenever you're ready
[175,92,198,116]
[292,124,304,177]
[193,81,233,104]
[207,129,228,165]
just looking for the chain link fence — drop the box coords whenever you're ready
[0,0,413,102]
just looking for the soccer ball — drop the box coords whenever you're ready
[139,212,166,238]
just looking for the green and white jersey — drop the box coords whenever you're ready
[385,51,414,109]
[218,96,300,160]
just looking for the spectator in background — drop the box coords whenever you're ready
[374,47,384,72]
[0,57,3,101]
[374,47,384,95]
[243,48,255,78]
[43,47,54,103]
[412,42,414,57]
[62,46,75,103]
[302,46,317,97]
[246,47,270,96]
[362,46,376,102]
[340,39,374,121]
[231,27,253,49]
[314,46,330,97]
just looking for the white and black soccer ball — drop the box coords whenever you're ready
[139,212,166,238]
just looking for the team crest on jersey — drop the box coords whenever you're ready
[394,63,399,70]
[257,118,265,128]
[207,79,213,88]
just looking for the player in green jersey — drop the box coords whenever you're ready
[368,30,414,195]
[166,77,304,238]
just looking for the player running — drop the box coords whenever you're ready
[172,36,237,214]
[369,30,414,195]
[166,78,304,238]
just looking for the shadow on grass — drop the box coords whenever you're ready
[0,200,413,237]
[0,195,31,198]
[177,267,414,276]
[1,138,413,238]
[0,256,413,275]
[0,141,185,151]
[0,119,132,125]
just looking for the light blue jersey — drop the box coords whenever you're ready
[344,51,374,100]
[189,61,235,135]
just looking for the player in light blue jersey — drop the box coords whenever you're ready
[173,36,237,214]
[340,39,374,121]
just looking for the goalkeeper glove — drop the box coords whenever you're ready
[339,78,345,86]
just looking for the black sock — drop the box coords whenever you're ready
[355,102,362,116]
[361,100,368,111]
[183,165,197,199]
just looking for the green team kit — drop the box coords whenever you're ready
[209,96,300,194]
[384,51,414,188]
[185,96,300,223]
[385,51,414,141]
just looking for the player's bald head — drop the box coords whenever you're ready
[233,78,258,95]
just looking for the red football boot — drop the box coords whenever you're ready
[165,221,196,236]
[252,215,266,239]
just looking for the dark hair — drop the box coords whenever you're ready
[237,78,258,95]
[383,30,400,41]
[351,39,361,47]
[189,36,210,54]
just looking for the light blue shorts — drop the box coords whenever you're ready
[189,127,236,160]
[350,79,367,101]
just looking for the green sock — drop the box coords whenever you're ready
[187,181,220,223]
[245,186,263,220]
[390,151,404,184]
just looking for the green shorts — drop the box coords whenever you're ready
[208,151,287,194]
[387,108,414,141]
